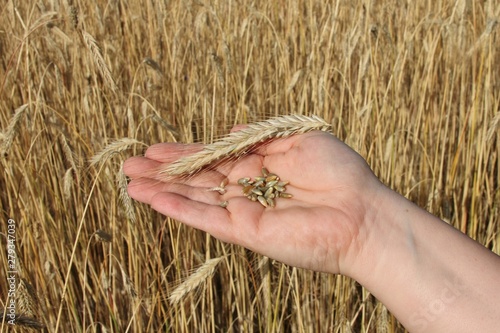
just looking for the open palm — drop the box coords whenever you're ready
[123,131,382,275]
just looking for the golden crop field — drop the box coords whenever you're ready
[1,0,499,332]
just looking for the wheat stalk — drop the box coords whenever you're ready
[161,115,331,176]
[169,257,223,305]
[258,256,271,323]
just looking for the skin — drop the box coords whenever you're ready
[123,131,500,332]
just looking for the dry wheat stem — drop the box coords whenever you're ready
[169,257,223,305]
[162,115,331,176]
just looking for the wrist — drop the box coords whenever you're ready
[340,182,500,332]
[339,182,404,280]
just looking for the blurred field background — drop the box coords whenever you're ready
[1,0,499,332]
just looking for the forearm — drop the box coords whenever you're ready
[347,185,500,332]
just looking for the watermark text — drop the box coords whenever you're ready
[409,276,467,330]
[5,218,17,325]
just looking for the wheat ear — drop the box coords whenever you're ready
[487,111,500,142]
[89,138,145,167]
[161,114,330,176]
[16,278,39,318]
[169,257,223,305]
[117,161,136,222]
[0,312,45,330]
[81,30,118,92]
[1,104,29,156]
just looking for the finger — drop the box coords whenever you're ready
[145,143,204,163]
[123,156,161,178]
[127,177,224,205]
[150,192,236,243]
[127,178,158,204]
[153,166,227,185]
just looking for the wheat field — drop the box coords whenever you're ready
[1,0,499,332]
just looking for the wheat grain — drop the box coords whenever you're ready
[258,256,271,320]
[169,257,223,305]
[161,115,331,176]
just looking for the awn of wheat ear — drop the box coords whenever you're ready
[161,114,331,177]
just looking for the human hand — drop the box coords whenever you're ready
[123,131,384,275]
[125,129,500,333]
